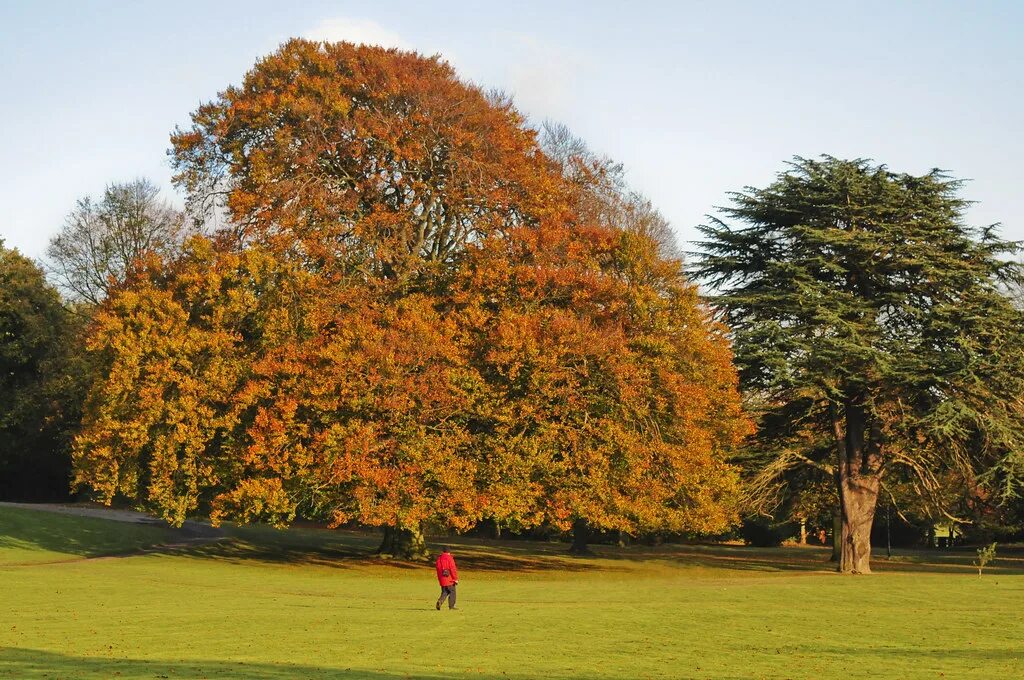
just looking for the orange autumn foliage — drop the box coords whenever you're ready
[74,240,485,532]
[171,38,564,280]
[213,290,487,533]
[74,39,750,544]
[459,218,750,536]
[73,242,273,525]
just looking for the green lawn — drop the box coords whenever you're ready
[2,506,1022,679]
[0,506,175,566]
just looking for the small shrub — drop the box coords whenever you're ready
[975,542,997,577]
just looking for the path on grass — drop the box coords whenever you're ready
[0,502,225,540]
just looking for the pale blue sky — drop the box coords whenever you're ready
[2,1,1022,259]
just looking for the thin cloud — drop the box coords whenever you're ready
[507,36,584,122]
[303,17,410,50]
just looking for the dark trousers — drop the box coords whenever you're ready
[438,584,457,609]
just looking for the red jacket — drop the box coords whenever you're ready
[436,552,458,586]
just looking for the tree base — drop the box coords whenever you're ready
[835,474,878,574]
[377,525,429,560]
[569,518,592,555]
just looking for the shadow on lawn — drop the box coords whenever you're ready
[4,645,1021,680]
[178,531,607,574]
[105,521,1024,576]
[0,508,176,561]
[8,502,1023,577]
[656,544,1024,575]
[0,647,537,680]
[180,531,377,570]
[536,542,1024,576]
[663,548,832,573]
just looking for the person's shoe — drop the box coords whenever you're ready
[435,600,442,610]
[449,607,458,610]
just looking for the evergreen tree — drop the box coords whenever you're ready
[694,156,1024,573]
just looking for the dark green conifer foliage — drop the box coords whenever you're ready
[694,156,1024,573]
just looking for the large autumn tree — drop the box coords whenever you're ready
[694,156,1024,573]
[76,40,560,554]
[166,39,561,556]
[74,39,749,557]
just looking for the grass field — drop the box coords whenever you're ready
[2,506,1023,679]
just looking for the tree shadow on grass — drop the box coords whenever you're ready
[553,542,1024,576]
[551,543,835,574]
[0,507,609,574]
[176,531,611,574]
[434,537,834,574]
[11,502,1020,577]
[0,506,177,562]
[174,528,1024,577]
[0,647,536,680]
[177,533,376,570]
[662,552,832,573]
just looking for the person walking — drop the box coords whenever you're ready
[435,546,458,610]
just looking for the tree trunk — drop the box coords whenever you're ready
[799,517,807,545]
[569,518,592,555]
[377,524,428,560]
[830,511,841,562]
[377,525,394,554]
[837,473,879,573]
[831,397,883,574]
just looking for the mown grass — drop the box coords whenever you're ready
[0,506,175,566]
[2,506,1023,679]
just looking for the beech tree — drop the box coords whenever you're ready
[159,39,562,556]
[694,156,1024,573]
[74,39,749,558]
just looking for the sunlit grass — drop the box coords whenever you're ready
[2,506,1022,679]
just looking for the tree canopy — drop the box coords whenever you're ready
[170,39,560,282]
[46,178,189,305]
[0,241,86,500]
[73,39,749,557]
